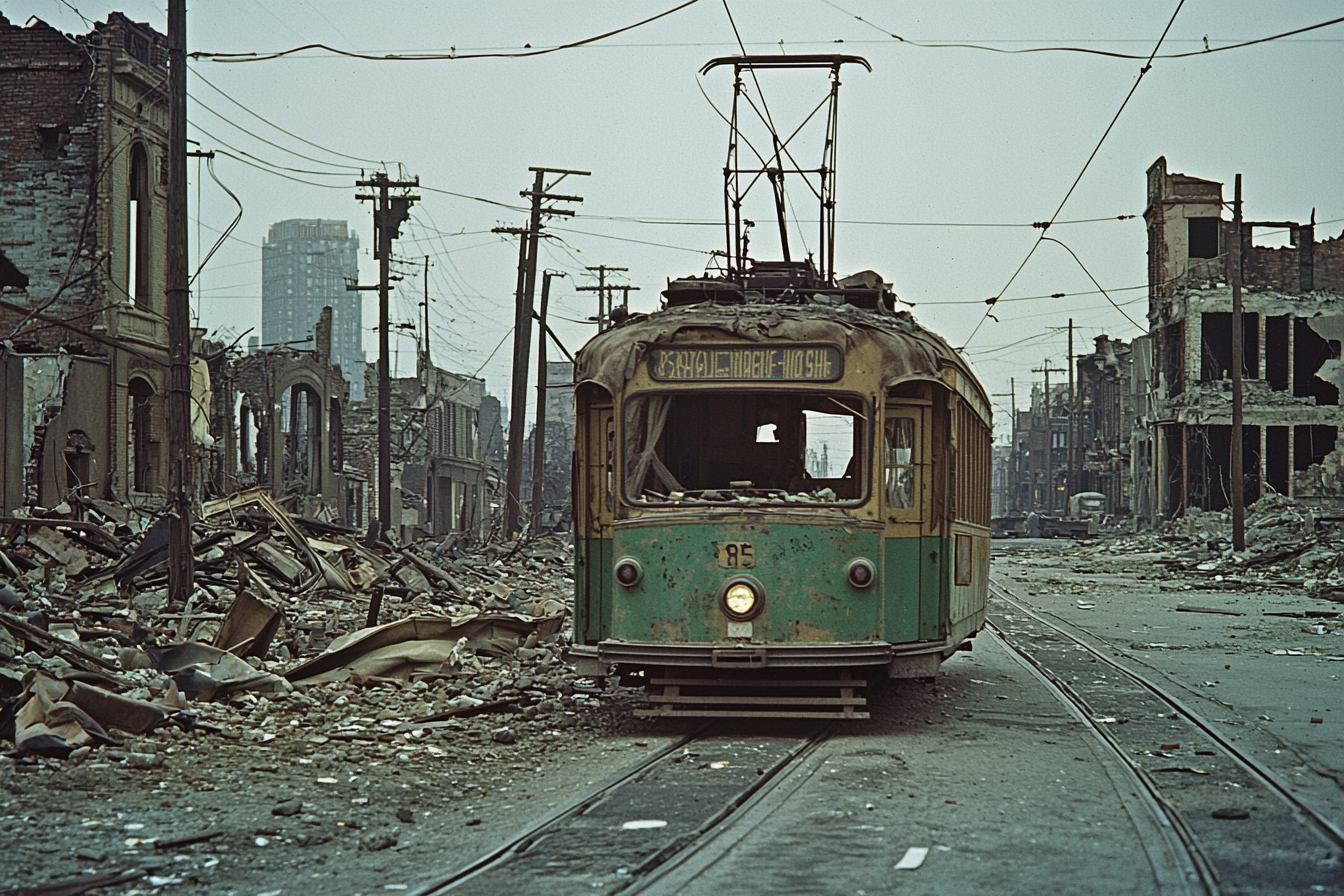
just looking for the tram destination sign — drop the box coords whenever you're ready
[648,344,843,382]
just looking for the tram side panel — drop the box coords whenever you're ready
[574,385,615,645]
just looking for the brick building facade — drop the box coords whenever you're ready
[1,13,180,512]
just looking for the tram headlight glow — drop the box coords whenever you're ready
[720,577,764,621]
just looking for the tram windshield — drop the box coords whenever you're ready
[623,391,868,506]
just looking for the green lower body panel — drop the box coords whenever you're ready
[607,519,882,645]
[575,537,612,643]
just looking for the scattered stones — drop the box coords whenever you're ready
[359,832,397,851]
[272,798,304,817]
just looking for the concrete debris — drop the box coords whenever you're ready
[0,488,587,762]
[1072,492,1344,606]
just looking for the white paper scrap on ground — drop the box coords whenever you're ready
[894,846,930,870]
[622,820,669,830]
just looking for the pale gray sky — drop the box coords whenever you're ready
[11,1,1344,437]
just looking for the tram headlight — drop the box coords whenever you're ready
[720,577,764,621]
[614,558,643,588]
[846,558,876,589]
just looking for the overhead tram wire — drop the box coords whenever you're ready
[821,1,1344,61]
[960,0,1185,350]
[190,0,702,62]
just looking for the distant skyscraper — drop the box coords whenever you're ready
[262,219,364,399]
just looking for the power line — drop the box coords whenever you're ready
[960,0,1184,350]
[823,1,1344,62]
[191,0,702,62]
[190,64,392,166]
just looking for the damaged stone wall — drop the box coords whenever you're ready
[211,308,348,522]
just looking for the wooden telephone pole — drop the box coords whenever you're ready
[532,271,565,533]
[577,265,635,331]
[1032,360,1066,514]
[355,173,419,539]
[1066,319,1076,507]
[499,167,587,539]
[165,0,193,603]
[1231,174,1245,551]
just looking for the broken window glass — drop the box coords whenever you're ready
[884,417,915,510]
[623,390,868,505]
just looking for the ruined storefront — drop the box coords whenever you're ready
[1144,157,1344,519]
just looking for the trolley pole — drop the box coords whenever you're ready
[165,0,193,604]
[499,167,587,539]
[1231,174,1245,551]
[356,173,419,539]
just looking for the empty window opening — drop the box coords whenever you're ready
[128,144,150,307]
[1266,426,1289,495]
[281,385,322,491]
[1294,425,1336,472]
[1201,312,1259,382]
[1251,224,1294,250]
[1188,218,1220,259]
[624,391,868,504]
[0,249,29,291]
[1265,315,1290,391]
[63,429,93,498]
[1292,319,1340,406]
[128,377,156,492]
[237,397,257,476]
[329,398,343,473]
[37,124,68,160]
[1188,425,1260,512]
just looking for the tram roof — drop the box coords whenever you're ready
[575,301,990,425]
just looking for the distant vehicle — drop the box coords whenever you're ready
[990,512,1027,538]
[1068,492,1106,518]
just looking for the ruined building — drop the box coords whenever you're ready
[208,307,351,522]
[1,13,184,513]
[521,360,576,510]
[261,219,364,399]
[1143,157,1344,519]
[344,359,490,545]
[1074,335,1134,515]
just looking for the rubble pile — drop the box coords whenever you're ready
[0,488,593,764]
[1078,493,1344,603]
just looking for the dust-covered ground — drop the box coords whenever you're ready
[0,682,681,896]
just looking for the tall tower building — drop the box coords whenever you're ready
[261,219,365,399]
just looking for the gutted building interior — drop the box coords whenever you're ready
[1143,157,1344,518]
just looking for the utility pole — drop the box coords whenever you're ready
[498,167,588,539]
[1066,319,1076,509]
[1231,174,1245,551]
[532,271,564,533]
[165,0,193,604]
[577,265,630,332]
[993,379,1017,510]
[356,173,419,541]
[1032,360,1066,515]
[422,255,431,371]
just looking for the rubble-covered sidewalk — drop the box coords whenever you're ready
[0,489,662,895]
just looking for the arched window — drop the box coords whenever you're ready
[128,377,156,492]
[127,144,150,307]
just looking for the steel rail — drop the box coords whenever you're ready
[989,577,1344,851]
[984,623,1217,896]
[413,723,832,895]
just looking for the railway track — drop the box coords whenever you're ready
[989,576,1344,895]
[413,723,832,895]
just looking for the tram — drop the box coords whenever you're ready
[566,56,991,717]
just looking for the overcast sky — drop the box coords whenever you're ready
[11,1,1344,437]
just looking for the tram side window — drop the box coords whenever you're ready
[884,417,915,510]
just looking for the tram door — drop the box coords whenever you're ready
[575,391,615,644]
[882,402,933,643]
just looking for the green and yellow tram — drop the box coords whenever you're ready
[568,262,992,717]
